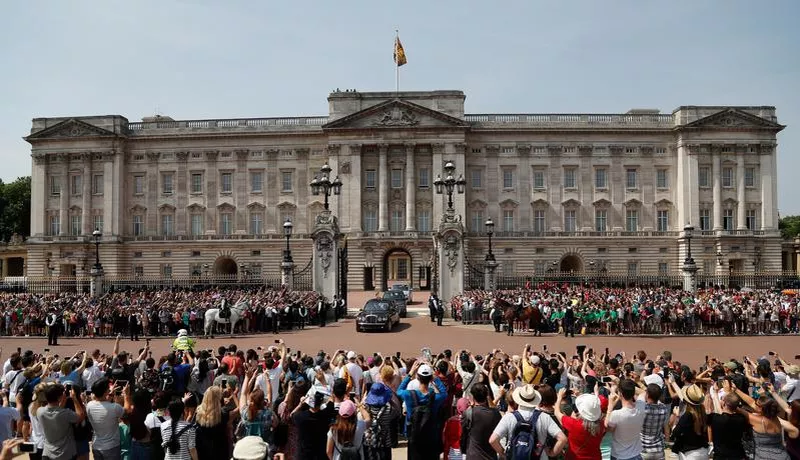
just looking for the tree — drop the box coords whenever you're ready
[779,215,800,240]
[0,176,31,242]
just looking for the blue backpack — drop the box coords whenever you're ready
[506,410,543,460]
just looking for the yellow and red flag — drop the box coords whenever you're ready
[394,36,407,66]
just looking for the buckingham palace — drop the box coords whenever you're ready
[24,89,784,291]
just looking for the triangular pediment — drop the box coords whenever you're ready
[500,199,519,208]
[562,199,581,207]
[322,99,469,130]
[25,119,120,141]
[681,109,784,132]
[468,199,488,209]
[592,198,611,207]
[531,198,549,207]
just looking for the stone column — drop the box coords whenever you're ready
[484,259,498,292]
[281,260,294,291]
[712,151,722,231]
[378,144,389,232]
[405,143,416,231]
[312,210,340,315]
[760,145,777,231]
[31,154,47,237]
[682,260,698,293]
[236,149,249,232]
[348,144,362,232]
[436,219,464,306]
[736,151,746,229]
[146,152,160,235]
[82,154,92,234]
[59,155,69,235]
[175,152,189,235]
[432,144,445,224]
[102,157,114,236]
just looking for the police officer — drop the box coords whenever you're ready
[428,294,437,322]
[490,299,503,333]
[564,305,575,338]
[45,309,59,346]
[267,304,279,334]
[298,303,308,330]
[434,294,444,326]
[316,297,327,327]
[128,310,140,341]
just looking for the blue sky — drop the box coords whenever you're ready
[2,1,798,211]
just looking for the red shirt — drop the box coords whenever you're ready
[441,415,462,455]
[561,415,605,460]
[222,355,244,377]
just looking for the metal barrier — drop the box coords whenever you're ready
[6,274,287,294]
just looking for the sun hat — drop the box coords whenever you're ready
[643,373,664,388]
[339,399,357,417]
[232,435,268,460]
[723,361,738,371]
[575,394,602,422]
[530,355,541,365]
[682,384,705,405]
[417,364,433,377]
[346,351,357,359]
[365,382,393,406]
[512,385,542,409]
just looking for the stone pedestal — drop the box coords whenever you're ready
[682,260,698,293]
[281,261,294,291]
[435,208,464,307]
[484,259,498,292]
[312,210,340,315]
[90,267,105,298]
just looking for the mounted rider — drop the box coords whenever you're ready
[172,329,196,353]
[219,296,232,320]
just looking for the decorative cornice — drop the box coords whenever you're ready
[235,149,249,160]
[431,143,446,155]
[378,143,389,154]
[146,152,160,161]
[453,143,467,154]
[547,144,562,155]
[176,151,190,161]
[205,150,219,161]
[578,145,593,156]
[266,148,280,157]
[32,153,47,165]
[517,144,532,156]
[347,144,361,154]
[608,145,624,156]
[326,144,342,156]
[639,145,654,156]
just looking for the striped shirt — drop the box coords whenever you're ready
[160,421,196,460]
[641,402,670,454]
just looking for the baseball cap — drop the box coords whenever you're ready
[339,399,357,417]
[417,364,433,377]
[530,355,541,365]
[346,351,357,360]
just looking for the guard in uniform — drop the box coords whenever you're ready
[317,297,327,327]
[45,309,59,346]
[490,300,503,333]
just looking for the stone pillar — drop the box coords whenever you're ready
[378,144,389,232]
[1,258,7,278]
[90,267,105,298]
[484,259,498,292]
[59,158,69,235]
[82,154,92,234]
[281,261,294,291]
[736,152,746,229]
[712,151,722,231]
[682,260,698,293]
[102,158,114,236]
[432,144,445,227]
[31,154,47,237]
[347,144,362,232]
[405,143,416,231]
[760,145,778,231]
[435,209,464,307]
[312,210,340,311]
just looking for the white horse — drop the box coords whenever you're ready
[204,297,249,337]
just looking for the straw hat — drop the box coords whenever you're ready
[682,384,705,405]
[512,385,541,409]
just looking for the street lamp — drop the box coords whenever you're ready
[283,218,294,263]
[310,162,343,211]
[683,224,695,264]
[485,217,495,262]
[433,161,466,211]
[92,229,102,271]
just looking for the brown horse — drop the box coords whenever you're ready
[501,298,542,336]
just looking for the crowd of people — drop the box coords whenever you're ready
[0,287,347,339]
[0,331,798,459]
[451,285,800,336]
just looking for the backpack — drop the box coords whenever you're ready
[408,390,436,445]
[159,366,177,393]
[334,435,361,460]
[140,368,160,393]
[149,415,166,460]
[235,408,273,443]
[364,403,390,448]
[506,410,543,460]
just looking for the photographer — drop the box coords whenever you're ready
[37,383,86,460]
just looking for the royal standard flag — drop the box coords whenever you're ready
[394,36,407,66]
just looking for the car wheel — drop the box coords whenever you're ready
[386,321,392,331]
[356,324,361,333]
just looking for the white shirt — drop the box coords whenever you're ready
[491,407,562,460]
[327,419,367,460]
[145,412,170,430]
[82,367,104,391]
[258,362,283,404]
[28,403,44,449]
[607,399,647,459]
[341,362,364,396]
[2,369,25,401]
[1,360,11,376]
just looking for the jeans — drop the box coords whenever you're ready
[130,440,151,460]
[93,447,122,460]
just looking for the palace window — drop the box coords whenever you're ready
[594,209,607,232]
[417,209,431,232]
[92,174,104,195]
[657,210,669,232]
[625,169,638,189]
[49,215,60,235]
[744,167,755,187]
[723,208,734,230]
[365,169,376,189]
[133,175,144,195]
[533,210,546,233]
[220,212,233,235]
[470,210,485,233]
[418,168,429,188]
[659,262,669,274]
[162,173,174,195]
[250,212,264,234]
[390,209,404,231]
[190,173,203,194]
[250,171,263,193]
[191,213,204,236]
[132,215,144,236]
[627,262,638,275]
[564,209,577,233]
[625,209,639,232]
[698,167,710,187]
[564,168,576,189]
[502,169,514,189]
[70,175,82,196]
[49,176,61,196]
[502,209,514,232]
[161,264,173,278]
[220,172,233,193]
[746,209,757,230]
[656,169,668,189]
[594,168,607,189]
[722,167,734,188]
[471,169,482,189]
[391,169,403,189]
[161,214,174,236]
[699,209,711,231]
[281,171,293,192]
[93,215,104,233]
[363,209,377,232]
[533,170,545,189]
[70,215,82,236]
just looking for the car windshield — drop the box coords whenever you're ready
[364,301,390,312]
[383,291,403,299]
[392,284,408,291]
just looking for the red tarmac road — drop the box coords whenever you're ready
[0,315,797,366]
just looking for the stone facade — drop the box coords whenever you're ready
[25,90,784,291]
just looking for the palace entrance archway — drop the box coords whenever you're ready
[559,254,583,273]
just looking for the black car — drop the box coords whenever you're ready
[356,299,400,332]
[382,289,408,317]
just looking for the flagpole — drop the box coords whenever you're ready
[395,30,399,94]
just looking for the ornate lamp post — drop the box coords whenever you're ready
[92,229,102,271]
[90,228,104,297]
[283,218,294,263]
[310,163,343,211]
[682,224,698,292]
[434,161,466,211]
[484,217,497,291]
[485,218,495,262]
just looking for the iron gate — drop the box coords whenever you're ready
[464,258,486,290]
[338,242,348,300]
[292,258,313,291]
